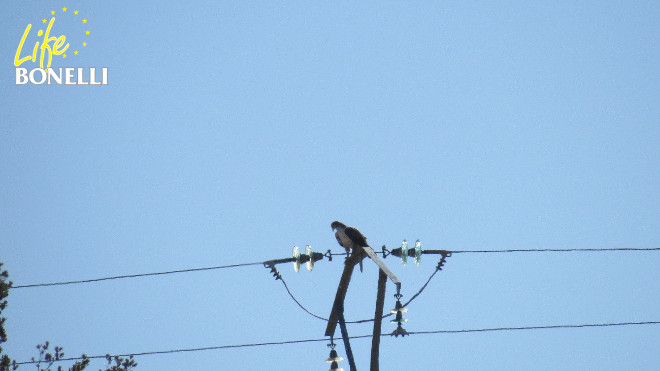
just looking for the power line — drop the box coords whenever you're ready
[10,247,660,289]
[269,265,329,322]
[408,320,660,335]
[14,337,338,365]
[272,255,448,324]
[14,320,660,365]
[450,247,660,254]
[11,261,264,289]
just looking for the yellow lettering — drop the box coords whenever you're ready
[39,18,58,69]
[32,39,39,62]
[14,24,33,66]
[53,36,69,55]
[15,17,69,69]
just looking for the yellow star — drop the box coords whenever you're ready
[62,7,67,12]
[82,19,87,23]
[86,30,90,35]
[82,42,87,47]
[74,10,79,15]
[42,19,47,23]
[63,54,67,58]
[51,10,55,15]
[74,50,78,55]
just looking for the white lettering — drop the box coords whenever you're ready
[15,68,28,84]
[64,67,74,85]
[14,67,109,85]
[89,68,100,85]
[47,68,62,85]
[76,67,88,85]
[29,68,46,84]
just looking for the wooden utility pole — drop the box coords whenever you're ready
[325,251,361,337]
[370,269,388,371]
[325,247,401,371]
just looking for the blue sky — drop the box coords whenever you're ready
[1,1,659,370]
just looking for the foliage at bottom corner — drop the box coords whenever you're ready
[0,261,137,371]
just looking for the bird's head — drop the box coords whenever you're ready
[331,221,346,231]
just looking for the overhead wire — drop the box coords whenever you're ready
[14,320,660,365]
[267,264,329,322]
[450,247,660,254]
[408,321,660,335]
[11,261,264,289]
[9,247,660,365]
[271,255,448,324]
[10,247,659,290]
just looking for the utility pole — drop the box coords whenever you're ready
[264,239,450,371]
[325,247,401,371]
[370,269,388,371]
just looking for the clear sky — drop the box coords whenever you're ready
[1,1,659,370]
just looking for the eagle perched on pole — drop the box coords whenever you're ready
[331,221,368,272]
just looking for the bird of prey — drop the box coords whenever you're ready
[331,221,368,271]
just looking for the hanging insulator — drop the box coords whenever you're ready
[414,239,422,266]
[292,245,301,272]
[390,298,409,336]
[312,251,325,262]
[437,254,448,270]
[389,311,408,324]
[269,266,281,280]
[326,348,344,371]
[305,245,315,271]
[328,361,344,371]
[326,349,343,363]
[390,299,408,315]
[400,239,408,266]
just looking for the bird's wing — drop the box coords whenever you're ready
[335,232,346,247]
[345,227,369,247]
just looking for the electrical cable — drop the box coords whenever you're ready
[9,247,660,366]
[400,263,441,309]
[272,266,329,322]
[11,261,264,289]
[408,320,660,335]
[273,255,446,324]
[10,247,659,289]
[14,320,660,365]
[450,247,660,254]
